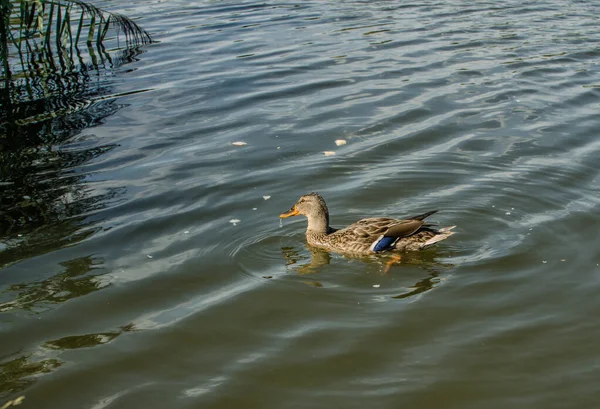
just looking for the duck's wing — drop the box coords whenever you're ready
[329,218,423,253]
[370,210,439,252]
[370,219,426,252]
[383,219,424,237]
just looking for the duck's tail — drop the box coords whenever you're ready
[422,225,456,248]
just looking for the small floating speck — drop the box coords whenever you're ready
[263,195,271,200]
[252,207,257,210]
[262,276,273,279]
[505,212,511,215]
[184,230,190,234]
[335,139,347,146]
[324,151,336,156]
[373,284,380,288]
[229,219,241,226]
[232,141,247,146]
[542,260,547,264]
[277,146,281,149]
[147,255,153,259]
[560,259,566,262]
[17,234,23,237]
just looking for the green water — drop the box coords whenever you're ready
[2,1,600,408]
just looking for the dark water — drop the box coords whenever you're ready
[2,1,600,408]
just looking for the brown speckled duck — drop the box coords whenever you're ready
[280,192,455,256]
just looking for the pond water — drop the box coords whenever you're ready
[2,1,600,408]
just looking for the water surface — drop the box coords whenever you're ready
[2,1,600,408]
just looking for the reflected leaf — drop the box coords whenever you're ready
[1,396,25,408]
[43,323,136,350]
[0,355,62,399]
[44,332,119,350]
[0,255,107,313]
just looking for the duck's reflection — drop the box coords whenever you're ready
[281,245,453,298]
[281,245,331,275]
[391,271,440,299]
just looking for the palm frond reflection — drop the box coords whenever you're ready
[0,255,107,313]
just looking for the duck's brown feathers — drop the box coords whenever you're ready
[308,217,449,255]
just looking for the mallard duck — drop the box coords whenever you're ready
[280,192,455,256]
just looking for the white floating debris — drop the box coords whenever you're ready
[17,234,23,237]
[373,284,380,288]
[147,255,153,259]
[335,139,347,146]
[505,212,511,215]
[277,146,281,149]
[232,141,247,146]
[542,260,547,264]
[252,208,257,210]
[184,231,190,234]
[263,195,271,200]
[560,259,566,262]
[323,151,336,156]
[229,219,241,226]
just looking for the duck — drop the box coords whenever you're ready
[279,192,455,256]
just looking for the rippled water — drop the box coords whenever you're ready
[2,0,600,408]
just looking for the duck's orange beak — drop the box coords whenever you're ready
[280,205,300,218]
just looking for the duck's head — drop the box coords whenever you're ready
[280,192,329,221]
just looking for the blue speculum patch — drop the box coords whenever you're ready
[372,236,396,252]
